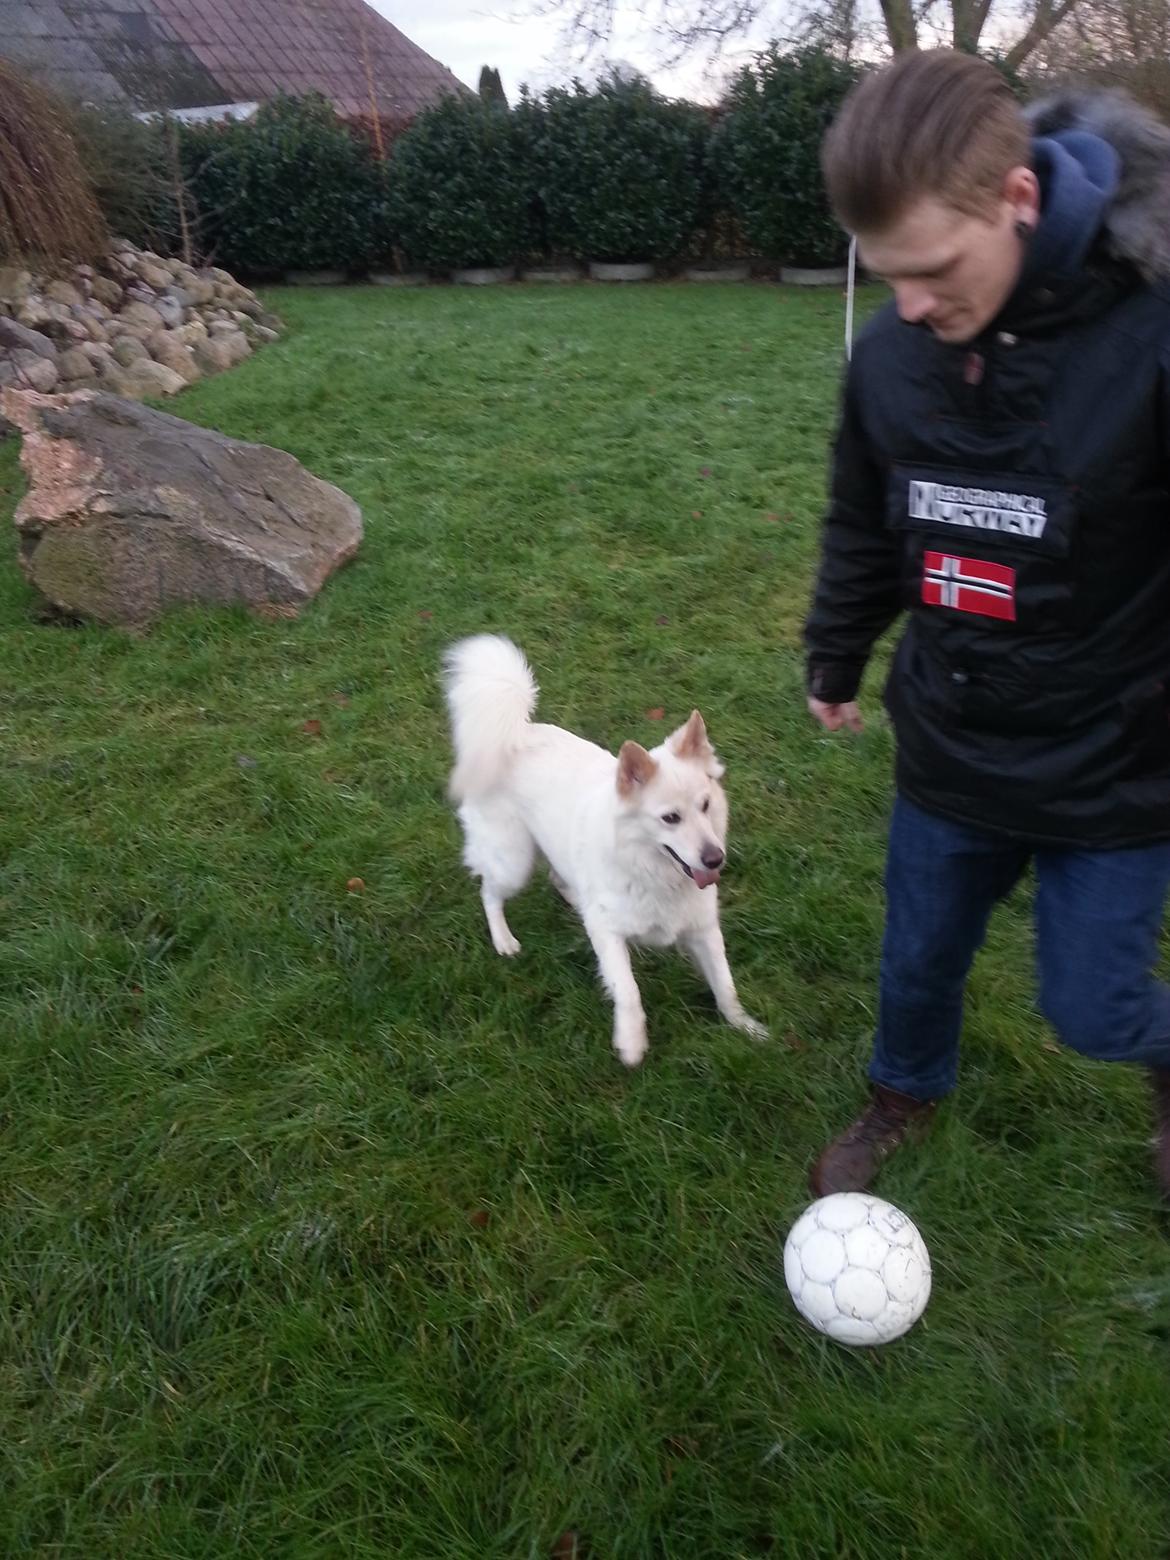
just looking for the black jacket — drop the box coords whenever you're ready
[804,92,1170,848]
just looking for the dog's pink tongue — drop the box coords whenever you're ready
[691,867,721,890]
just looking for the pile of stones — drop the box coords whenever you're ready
[0,241,283,419]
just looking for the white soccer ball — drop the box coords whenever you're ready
[783,1193,932,1347]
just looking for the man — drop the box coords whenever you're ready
[803,49,1170,1200]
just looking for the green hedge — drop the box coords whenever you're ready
[168,54,869,276]
[712,47,860,269]
[179,94,393,276]
[533,76,707,265]
[386,94,531,271]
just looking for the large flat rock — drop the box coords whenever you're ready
[3,388,362,627]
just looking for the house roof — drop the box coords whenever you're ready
[0,0,466,117]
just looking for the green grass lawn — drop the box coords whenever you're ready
[2,282,1168,1558]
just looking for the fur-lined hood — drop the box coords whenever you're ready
[1025,89,1170,283]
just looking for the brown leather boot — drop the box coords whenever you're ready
[809,1084,938,1198]
[1148,1067,1170,1202]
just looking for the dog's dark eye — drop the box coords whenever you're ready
[661,811,681,825]
[700,798,710,813]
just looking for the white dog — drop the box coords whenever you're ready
[442,634,766,1065]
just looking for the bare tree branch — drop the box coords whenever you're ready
[1032,0,1170,115]
[950,0,992,50]
[879,0,920,48]
[518,0,1097,85]
[1004,0,1082,70]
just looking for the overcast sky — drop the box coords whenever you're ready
[369,0,777,104]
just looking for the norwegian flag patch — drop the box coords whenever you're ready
[922,551,1016,622]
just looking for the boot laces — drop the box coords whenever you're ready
[854,1095,911,1143]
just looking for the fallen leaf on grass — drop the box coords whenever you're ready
[346,877,365,893]
[302,719,323,737]
[645,707,665,721]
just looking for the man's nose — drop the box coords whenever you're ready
[895,282,935,324]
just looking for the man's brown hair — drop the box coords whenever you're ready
[821,50,1030,234]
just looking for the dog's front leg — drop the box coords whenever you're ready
[585,922,648,1067]
[682,923,767,1040]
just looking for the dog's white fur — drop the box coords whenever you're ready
[443,634,766,1065]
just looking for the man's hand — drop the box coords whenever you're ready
[808,697,864,733]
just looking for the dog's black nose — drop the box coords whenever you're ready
[701,847,725,871]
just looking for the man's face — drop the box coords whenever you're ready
[858,169,1039,344]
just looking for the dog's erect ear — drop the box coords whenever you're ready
[617,741,658,796]
[670,709,709,758]
[668,710,725,778]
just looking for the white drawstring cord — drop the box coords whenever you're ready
[845,234,858,361]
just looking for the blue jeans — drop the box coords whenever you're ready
[871,795,1170,1100]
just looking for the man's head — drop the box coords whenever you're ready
[822,51,1040,342]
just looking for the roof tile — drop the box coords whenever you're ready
[0,0,467,113]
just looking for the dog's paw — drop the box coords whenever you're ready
[492,931,522,957]
[614,1023,648,1068]
[732,1012,768,1041]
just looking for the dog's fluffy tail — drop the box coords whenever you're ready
[443,634,539,802]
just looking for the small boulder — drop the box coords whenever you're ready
[45,279,84,309]
[192,338,234,375]
[221,332,252,366]
[136,258,174,291]
[2,388,363,628]
[153,295,185,330]
[0,267,33,310]
[0,318,56,359]
[10,350,59,393]
[112,319,158,344]
[173,321,209,347]
[57,347,95,382]
[91,277,124,309]
[121,301,166,332]
[112,336,150,368]
[147,334,201,384]
[120,360,186,398]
